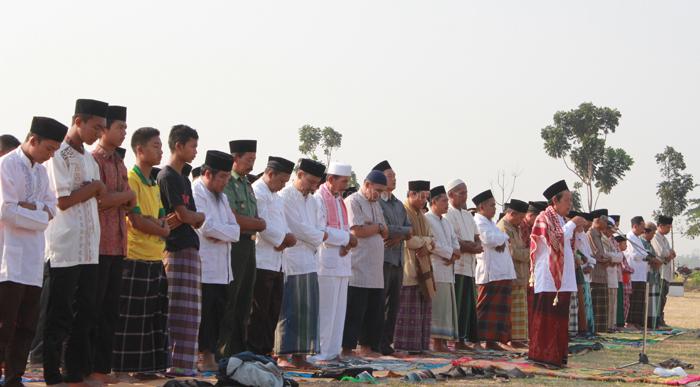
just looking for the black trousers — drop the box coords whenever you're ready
[218,238,256,357]
[247,269,284,355]
[659,280,670,325]
[379,263,403,354]
[91,255,124,374]
[43,264,98,385]
[199,283,228,354]
[29,262,50,366]
[342,286,384,350]
[0,281,41,387]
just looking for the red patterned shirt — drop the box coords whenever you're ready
[92,145,130,256]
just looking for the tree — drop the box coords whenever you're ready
[491,169,521,213]
[297,124,343,166]
[571,181,583,212]
[655,146,696,246]
[684,199,700,240]
[541,102,634,211]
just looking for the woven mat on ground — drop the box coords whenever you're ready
[570,329,685,350]
[453,357,700,385]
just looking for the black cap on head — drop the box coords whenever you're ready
[372,160,392,172]
[191,166,202,178]
[75,99,109,118]
[472,189,494,206]
[247,172,263,184]
[430,185,446,200]
[581,212,594,222]
[614,235,627,242]
[568,210,583,219]
[543,180,569,200]
[204,150,234,172]
[229,140,257,154]
[107,105,127,122]
[590,209,609,220]
[267,156,294,174]
[30,116,68,142]
[408,180,430,192]
[508,199,529,213]
[610,215,621,224]
[298,158,326,178]
[528,201,547,214]
[115,147,127,160]
[657,215,673,225]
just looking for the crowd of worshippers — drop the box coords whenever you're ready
[0,98,678,386]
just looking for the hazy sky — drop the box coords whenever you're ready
[1,1,698,253]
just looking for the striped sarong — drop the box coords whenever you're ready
[511,285,528,340]
[164,248,201,373]
[616,282,625,327]
[275,272,320,355]
[590,282,608,333]
[431,282,459,340]
[608,288,618,330]
[568,291,579,334]
[623,280,633,322]
[394,285,432,352]
[113,259,169,373]
[583,282,595,335]
[454,274,478,343]
[628,281,646,326]
[647,270,661,329]
[477,280,512,343]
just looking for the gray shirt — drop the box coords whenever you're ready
[345,192,387,288]
[379,194,412,267]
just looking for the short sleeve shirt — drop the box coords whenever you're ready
[127,166,166,260]
[157,165,199,252]
[345,192,386,289]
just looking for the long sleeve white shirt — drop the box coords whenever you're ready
[445,205,478,277]
[280,185,325,276]
[652,232,674,282]
[0,148,57,286]
[474,213,516,285]
[424,211,459,284]
[626,231,649,282]
[253,179,289,272]
[314,191,351,277]
[575,231,596,283]
[531,214,577,293]
[193,179,240,284]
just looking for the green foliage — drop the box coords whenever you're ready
[655,146,696,218]
[297,125,343,165]
[541,102,634,211]
[684,199,700,239]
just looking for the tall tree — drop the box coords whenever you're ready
[297,124,344,166]
[655,146,696,247]
[541,102,634,211]
[684,199,700,239]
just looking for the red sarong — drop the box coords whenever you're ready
[528,291,571,367]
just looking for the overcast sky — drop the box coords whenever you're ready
[1,1,698,253]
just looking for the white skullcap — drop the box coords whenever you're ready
[446,178,466,192]
[327,162,352,177]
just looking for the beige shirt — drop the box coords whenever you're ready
[402,201,434,287]
[345,192,387,289]
[497,217,530,286]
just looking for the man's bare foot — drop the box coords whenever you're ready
[454,342,476,350]
[86,373,118,384]
[358,346,381,358]
[509,341,529,349]
[483,341,504,351]
[197,351,218,372]
[291,355,315,369]
[431,339,453,353]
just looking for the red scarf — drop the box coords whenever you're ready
[319,183,348,230]
[530,206,565,292]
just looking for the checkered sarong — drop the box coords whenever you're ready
[511,285,528,340]
[590,282,608,333]
[568,291,579,333]
[394,285,432,352]
[274,272,320,355]
[628,281,646,326]
[113,259,169,372]
[647,270,661,329]
[608,288,618,330]
[164,248,201,372]
[477,280,512,343]
[623,281,633,322]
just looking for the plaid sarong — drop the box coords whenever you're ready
[394,285,432,352]
[113,259,169,373]
[623,280,633,322]
[529,291,571,367]
[454,274,478,343]
[275,272,320,355]
[628,281,646,326]
[511,285,528,340]
[431,282,459,340]
[590,282,608,333]
[477,280,512,343]
[568,291,579,334]
[164,248,201,373]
